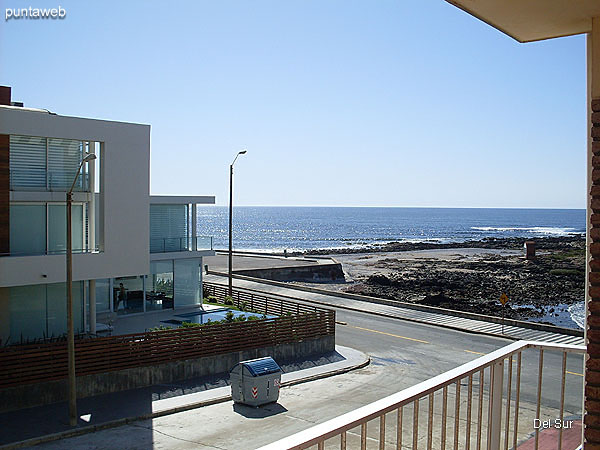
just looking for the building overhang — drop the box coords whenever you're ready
[150,195,215,205]
[445,0,600,43]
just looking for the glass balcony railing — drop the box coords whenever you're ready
[150,236,213,254]
[10,169,90,192]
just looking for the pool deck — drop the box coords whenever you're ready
[99,303,224,335]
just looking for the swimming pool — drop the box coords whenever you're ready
[161,308,275,326]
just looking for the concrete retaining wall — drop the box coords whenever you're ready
[0,335,334,413]
[234,263,345,283]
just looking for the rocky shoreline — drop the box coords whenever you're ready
[305,236,585,327]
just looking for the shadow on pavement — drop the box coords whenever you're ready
[0,350,346,446]
[233,402,288,418]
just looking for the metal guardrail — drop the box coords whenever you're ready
[203,282,335,318]
[150,236,213,253]
[259,340,585,450]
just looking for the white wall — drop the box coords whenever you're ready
[0,107,151,287]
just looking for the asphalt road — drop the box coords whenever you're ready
[33,305,584,450]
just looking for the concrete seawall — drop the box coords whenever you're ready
[234,263,345,282]
[0,335,335,413]
[205,253,345,282]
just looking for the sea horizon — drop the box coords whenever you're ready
[196,206,586,253]
[211,205,586,210]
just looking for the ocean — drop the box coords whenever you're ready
[196,206,586,329]
[196,206,586,252]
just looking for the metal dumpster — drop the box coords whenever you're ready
[230,357,282,407]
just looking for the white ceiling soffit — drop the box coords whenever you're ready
[446,0,600,43]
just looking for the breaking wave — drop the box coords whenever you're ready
[471,226,583,236]
[568,302,585,330]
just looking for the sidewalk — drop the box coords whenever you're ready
[0,346,368,450]
[516,419,582,450]
[206,274,584,346]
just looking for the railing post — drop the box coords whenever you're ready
[489,359,504,450]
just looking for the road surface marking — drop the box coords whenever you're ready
[464,350,486,355]
[350,326,429,344]
[566,370,584,377]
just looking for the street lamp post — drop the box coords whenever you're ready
[66,152,96,426]
[228,150,247,296]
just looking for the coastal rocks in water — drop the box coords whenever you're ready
[341,236,585,325]
[306,235,584,255]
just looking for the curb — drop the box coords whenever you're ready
[0,350,370,450]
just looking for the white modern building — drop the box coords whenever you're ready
[0,86,215,344]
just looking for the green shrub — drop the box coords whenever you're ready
[148,325,172,332]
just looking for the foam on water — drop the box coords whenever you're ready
[471,226,583,236]
[568,302,585,330]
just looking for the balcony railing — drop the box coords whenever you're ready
[150,236,213,253]
[10,168,90,192]
[258,340,585,450]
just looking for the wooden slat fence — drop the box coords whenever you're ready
[0,285,335,389]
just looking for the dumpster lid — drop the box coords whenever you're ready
[241,357,282,377]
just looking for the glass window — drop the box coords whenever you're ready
[46,283,67,338]
[3,282,84,344]
[0,288,10,346]
[113,276,144,315]
[148,261,173,311]
[9,205,46,256]
[150,204,189,252]
[174,259,201,307]
[48,204,84,254]
[9,135,46,190]
[47,138,84,191]
[95,279,110,312]
[9,285,46,343]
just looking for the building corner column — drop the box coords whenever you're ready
[586,16,600,446]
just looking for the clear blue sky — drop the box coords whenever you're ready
[0,1,587,208]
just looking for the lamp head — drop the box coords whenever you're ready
[82,153,97,163]
[239,150,247,155]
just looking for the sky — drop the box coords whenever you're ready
[0,1,587,208]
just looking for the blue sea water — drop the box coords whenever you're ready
[197,206,586,329]
[197,206,586,252]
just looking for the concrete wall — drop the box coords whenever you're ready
[0,107,151,287]
[234,263,345,283]
[0,335,334,412]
